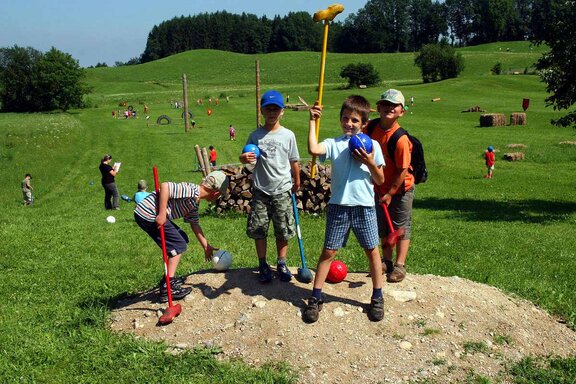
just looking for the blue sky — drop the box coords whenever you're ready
[0,0,367,67]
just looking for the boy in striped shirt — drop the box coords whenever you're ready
[134,171,229,302]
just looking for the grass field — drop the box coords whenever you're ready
[1,41,575,383]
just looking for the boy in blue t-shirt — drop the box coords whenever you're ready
[303,95,385,323]
[133,180,151,204]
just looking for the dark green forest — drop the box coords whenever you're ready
[139,0,553,63]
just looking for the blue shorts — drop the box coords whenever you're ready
[134,213,190,257]
[375,187,413,240]
[324,204,379,250]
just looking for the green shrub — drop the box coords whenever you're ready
[340,62,381,88]
[414,40,464,83]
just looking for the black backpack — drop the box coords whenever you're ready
[367,119,428,184]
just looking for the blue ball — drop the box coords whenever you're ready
[242,144,261,158]
[348,133,373,154]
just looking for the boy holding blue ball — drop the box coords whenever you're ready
[239,90,301,283]
[303,95,385,323]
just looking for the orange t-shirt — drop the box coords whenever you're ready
[365,121,414,195]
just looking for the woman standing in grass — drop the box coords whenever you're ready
[99,154,119,210]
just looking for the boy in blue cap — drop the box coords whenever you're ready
[239,90,301,283]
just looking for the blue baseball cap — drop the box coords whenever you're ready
[261,90,285,109]
[487,146,494,152]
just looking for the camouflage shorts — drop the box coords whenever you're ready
[246,189,295,240]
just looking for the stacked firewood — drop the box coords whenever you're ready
[215,162,332,214]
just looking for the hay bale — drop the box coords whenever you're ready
[510,112,527,125]
[480,113,506,127]
[507,143,527,148]
[503,152,525,161]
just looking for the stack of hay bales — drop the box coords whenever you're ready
[480,113,506,127]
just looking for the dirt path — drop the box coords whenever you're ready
[110,269,576,383]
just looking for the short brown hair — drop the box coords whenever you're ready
[339,95,371,123]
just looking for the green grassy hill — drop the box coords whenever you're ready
[1,43,575,382]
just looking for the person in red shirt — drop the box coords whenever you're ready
[209,145,217,167]
[485,146,495,178]
[366,89,414,283]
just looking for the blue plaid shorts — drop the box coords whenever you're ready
[324,204,379,250]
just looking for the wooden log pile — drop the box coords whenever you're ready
[215,162,332,215]
[509,112,527,125]
[503,152,525,161]
[480,113,507,127]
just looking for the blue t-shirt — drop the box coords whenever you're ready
[320,135,384,207]
[133,191,151,204]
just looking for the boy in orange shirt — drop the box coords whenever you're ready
[366,89,414,283]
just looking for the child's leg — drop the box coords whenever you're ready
[395,239,411,266]
[255,238,267,261]
[275,238,288,262]
[312,248,337,292]
[167,254,182,277]
[365,247,383,293]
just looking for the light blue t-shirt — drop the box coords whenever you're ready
[247,126,300,195]
[133,191,151,204]
[320,135,384,207]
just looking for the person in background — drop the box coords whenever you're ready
[133,180,151,204]
[209,145,217,167]
[229,124,236,141]
[485,146,495,178]
[99,154,119,210]
[22,173,33,206]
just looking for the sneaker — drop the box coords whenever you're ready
[276,263,293,282]
[302,296,324,323]
[387,264,406,283]
[368,297,384,321]
[382,259,394,275]
[157,275,185,289]
[258,263,274,283]
[159,279,192,302]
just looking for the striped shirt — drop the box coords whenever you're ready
[134,182,200,224]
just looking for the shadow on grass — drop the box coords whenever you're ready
[415,197,576,224]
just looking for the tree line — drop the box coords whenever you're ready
[140,0,551,63]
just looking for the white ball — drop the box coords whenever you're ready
[212,250,233,271]
[106,215,116,223]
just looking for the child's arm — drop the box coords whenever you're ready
[308,105,326,156]
[155,182,170,228]
[190,223,216,261]
[290,160,301,192]
[352,147,385,186]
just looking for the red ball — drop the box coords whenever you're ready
[327,260,348,283]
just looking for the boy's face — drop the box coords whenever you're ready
[340,108,366,136]
[205,189,222,202]
[261,105,284,126]
[377,101,404,122]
